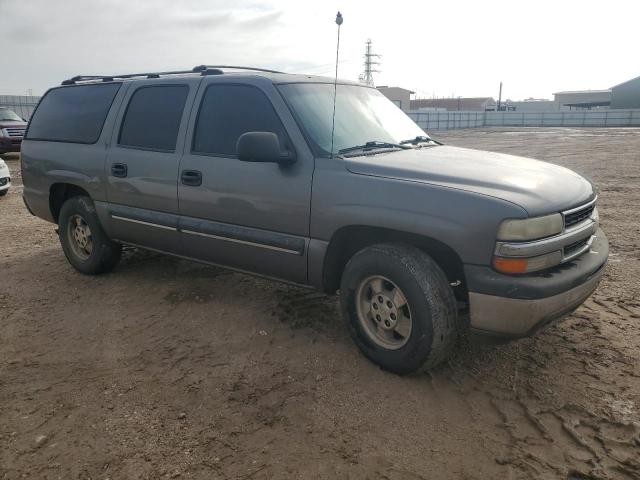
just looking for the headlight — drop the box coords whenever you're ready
[497,213,563,241]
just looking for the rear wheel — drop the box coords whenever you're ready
[58,196,121,274]
[340,244,458,374]
[0,189,7,197]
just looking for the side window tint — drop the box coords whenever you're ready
[193,84,287,156]
[119,85,188,151]
[26,83,120,143]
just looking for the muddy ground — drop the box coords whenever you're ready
[1,128,639,480]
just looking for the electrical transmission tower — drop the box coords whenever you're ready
[359,39,381,86]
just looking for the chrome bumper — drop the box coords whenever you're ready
[468,260,605,337]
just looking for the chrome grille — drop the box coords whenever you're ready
[564,202,595,229]
[4,127,25,138]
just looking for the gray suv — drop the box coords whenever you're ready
[21,65,608,373]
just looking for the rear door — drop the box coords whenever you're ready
[177,78,314,283]
[105,77,200,253]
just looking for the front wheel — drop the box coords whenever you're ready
[0,189,7,197]
[58,196,122,274]
[340,244,458,374]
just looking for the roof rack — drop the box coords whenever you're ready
[193,65,284,75]
[61,65,284,85]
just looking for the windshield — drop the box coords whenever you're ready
[278,83,427,156]
[0,108,23,122]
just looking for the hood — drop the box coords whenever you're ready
[0,120,27,129]
[344,145,594,216]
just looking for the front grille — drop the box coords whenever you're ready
[4,127,25,138]
[0,177,8,186]
[564,203,595,229]
[564,237,589,257]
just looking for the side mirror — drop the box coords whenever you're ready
[236,131,295,164]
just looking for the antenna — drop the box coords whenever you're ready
[330,11,343,158]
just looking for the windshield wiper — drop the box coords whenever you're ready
[400,135,439,145]
[338,140,410,155]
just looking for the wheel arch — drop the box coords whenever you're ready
[49,183,92,223]
[321,225,467,301]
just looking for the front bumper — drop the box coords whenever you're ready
[0,165,10,191]
[465,228,608,337]
[0,136,22,154]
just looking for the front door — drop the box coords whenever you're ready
[105,79,199,253]
[177,80,314,283]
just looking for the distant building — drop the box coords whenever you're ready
[377,86,414,111]
[410,97,496,112]
[502,99,556,112]
[553,90,611,110]
[610,75,640,109]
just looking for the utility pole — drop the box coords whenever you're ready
[359,39,381,86]
[497,81,503,112]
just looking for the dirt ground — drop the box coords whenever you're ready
[1,128,639,480]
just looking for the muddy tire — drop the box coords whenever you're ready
[58,196,121,275]
[340,243,458,374]
[0,189,7,197]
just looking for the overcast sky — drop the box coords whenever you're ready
[1,0,638,100]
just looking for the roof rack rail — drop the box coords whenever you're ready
[61,68,198,85]
[61,65,284,85]
[193,65,284,75]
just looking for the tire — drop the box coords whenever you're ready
[58,196,122,274]
[340,243,458,374]
[0,189,7,197]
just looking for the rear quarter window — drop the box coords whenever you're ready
[26,83,121,144]
[118,85,189,152]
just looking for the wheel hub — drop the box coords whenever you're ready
[67,214,93,260]
[370,293,398,330]
[355,275,412,350]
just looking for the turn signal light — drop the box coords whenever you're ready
[493,250,563,274]
[493,257,529,274]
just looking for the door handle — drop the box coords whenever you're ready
[111,163,128,178]
[181,170,202,187]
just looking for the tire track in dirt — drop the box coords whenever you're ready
[3,131,640,479]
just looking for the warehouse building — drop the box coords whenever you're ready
[377,86,414,111]
[410,97,496,112]
[610,75,640,109]
[552,90,611,110]
[502,99,556,112]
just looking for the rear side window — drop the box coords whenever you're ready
[118,85,188,152]
[193,84,287,156]
[26,83,120,143]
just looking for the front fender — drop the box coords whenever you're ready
[310,159,527,266]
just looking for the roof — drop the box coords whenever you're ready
[553,89,611,95]
[377,86,416,94]
[410,97,495,111]
[611,74,640,89]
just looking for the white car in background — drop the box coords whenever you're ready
[0,158,10,197]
